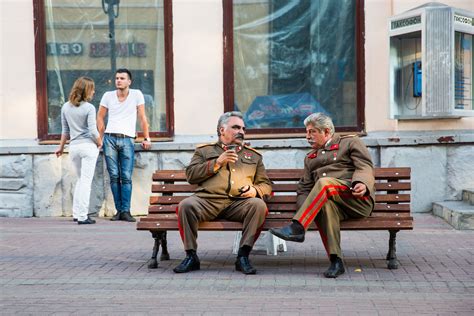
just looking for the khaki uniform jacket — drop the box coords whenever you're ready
[185,142,272,199]
[296,134,375,209]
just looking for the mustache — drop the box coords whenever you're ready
[235,133,244,140]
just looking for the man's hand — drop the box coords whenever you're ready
[96,137,103,150]
[55,148,63,158]
[141,140,151,150]
[351,182,367,197]
[239,185,257,198]
[215,150,238,169]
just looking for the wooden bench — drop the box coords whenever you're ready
[137,167,412,270]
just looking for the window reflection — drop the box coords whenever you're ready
[44,0,167,134]
[232,0,357,129]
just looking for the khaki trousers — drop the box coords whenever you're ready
[293,177,373,257]
[177,195,268,251]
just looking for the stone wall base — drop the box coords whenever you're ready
[1,131,473,217]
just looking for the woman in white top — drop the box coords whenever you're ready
[55,77,102,225]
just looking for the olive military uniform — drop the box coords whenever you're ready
[177,142,272,251]
[293,134,375,257]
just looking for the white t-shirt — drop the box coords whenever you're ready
[100,89,145,137]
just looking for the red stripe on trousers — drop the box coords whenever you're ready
[302,189,343,258]
[315,220,330,257]
[300,186,370,229]
[298,185,348,229]
[303,188,370,257]
[297,185,331,223]
[175,206,185,243]
[302,188,348,228]
[253,208,269,244]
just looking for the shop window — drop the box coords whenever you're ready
[223,0,365,134]
[34,0,174,140]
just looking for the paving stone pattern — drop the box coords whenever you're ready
[1,214,473,315]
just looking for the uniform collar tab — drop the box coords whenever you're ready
[221,143,242,153]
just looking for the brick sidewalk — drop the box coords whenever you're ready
[1,214,473,315]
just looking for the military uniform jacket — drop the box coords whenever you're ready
[296,134,375,209]
[185,142,272,199]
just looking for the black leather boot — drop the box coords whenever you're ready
[110,212,121,221]
[78,217,96,225]
[235,256,257,275]
[173,250,200,273]
[324,255,345,278]
[121,212,136,222]
[269,220,305,242]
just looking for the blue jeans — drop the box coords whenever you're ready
[103,134,135,213]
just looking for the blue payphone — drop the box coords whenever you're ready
[413,61,422,97]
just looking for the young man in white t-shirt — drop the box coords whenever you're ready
[97,68,152,222]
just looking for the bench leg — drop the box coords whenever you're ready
[160,231,170,261]
[148,231,170,269]
[386,229,399,269]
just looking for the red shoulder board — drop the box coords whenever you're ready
[308,152,317,159]
[329,144,339,150]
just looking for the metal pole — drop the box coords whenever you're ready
[108,7,116,73]
[102,0,120,74]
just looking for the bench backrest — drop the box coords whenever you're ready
[149,168,411,224]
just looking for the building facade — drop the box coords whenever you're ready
[0,0,473,217]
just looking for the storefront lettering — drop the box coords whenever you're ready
[89,42,146,58]
[47,43,83,56]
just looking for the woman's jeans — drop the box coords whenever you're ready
[69,142,99,221]
[103,134,135,213]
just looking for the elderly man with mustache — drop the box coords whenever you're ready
[270,112,375,278]
[173,111,272,275]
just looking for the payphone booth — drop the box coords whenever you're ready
[389,3,473,119]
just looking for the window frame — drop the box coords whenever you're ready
[222,0,366,135]
[33,0,175,141]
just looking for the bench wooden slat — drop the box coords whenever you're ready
[374,182,411,191]
[139,212,413,222]
[372,167,411,179]
[149,203,411,214]
[373,203,410,211]
[152,184,198,193]
[137,218,413,231]
[150,193,411,205]
[151,181,413,194]
[152,167,411,182]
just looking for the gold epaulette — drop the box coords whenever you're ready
[196,142,216,148]
[243,145,262,156]
[340,134,357,139]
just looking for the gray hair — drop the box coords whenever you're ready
[217,111,243,136]
[303,113,335,135]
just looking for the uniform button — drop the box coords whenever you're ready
[322,151,325,154]
[231,181,234,184]
[322,173,327,176]
[333,157,337,160]
[232,169,236,172]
